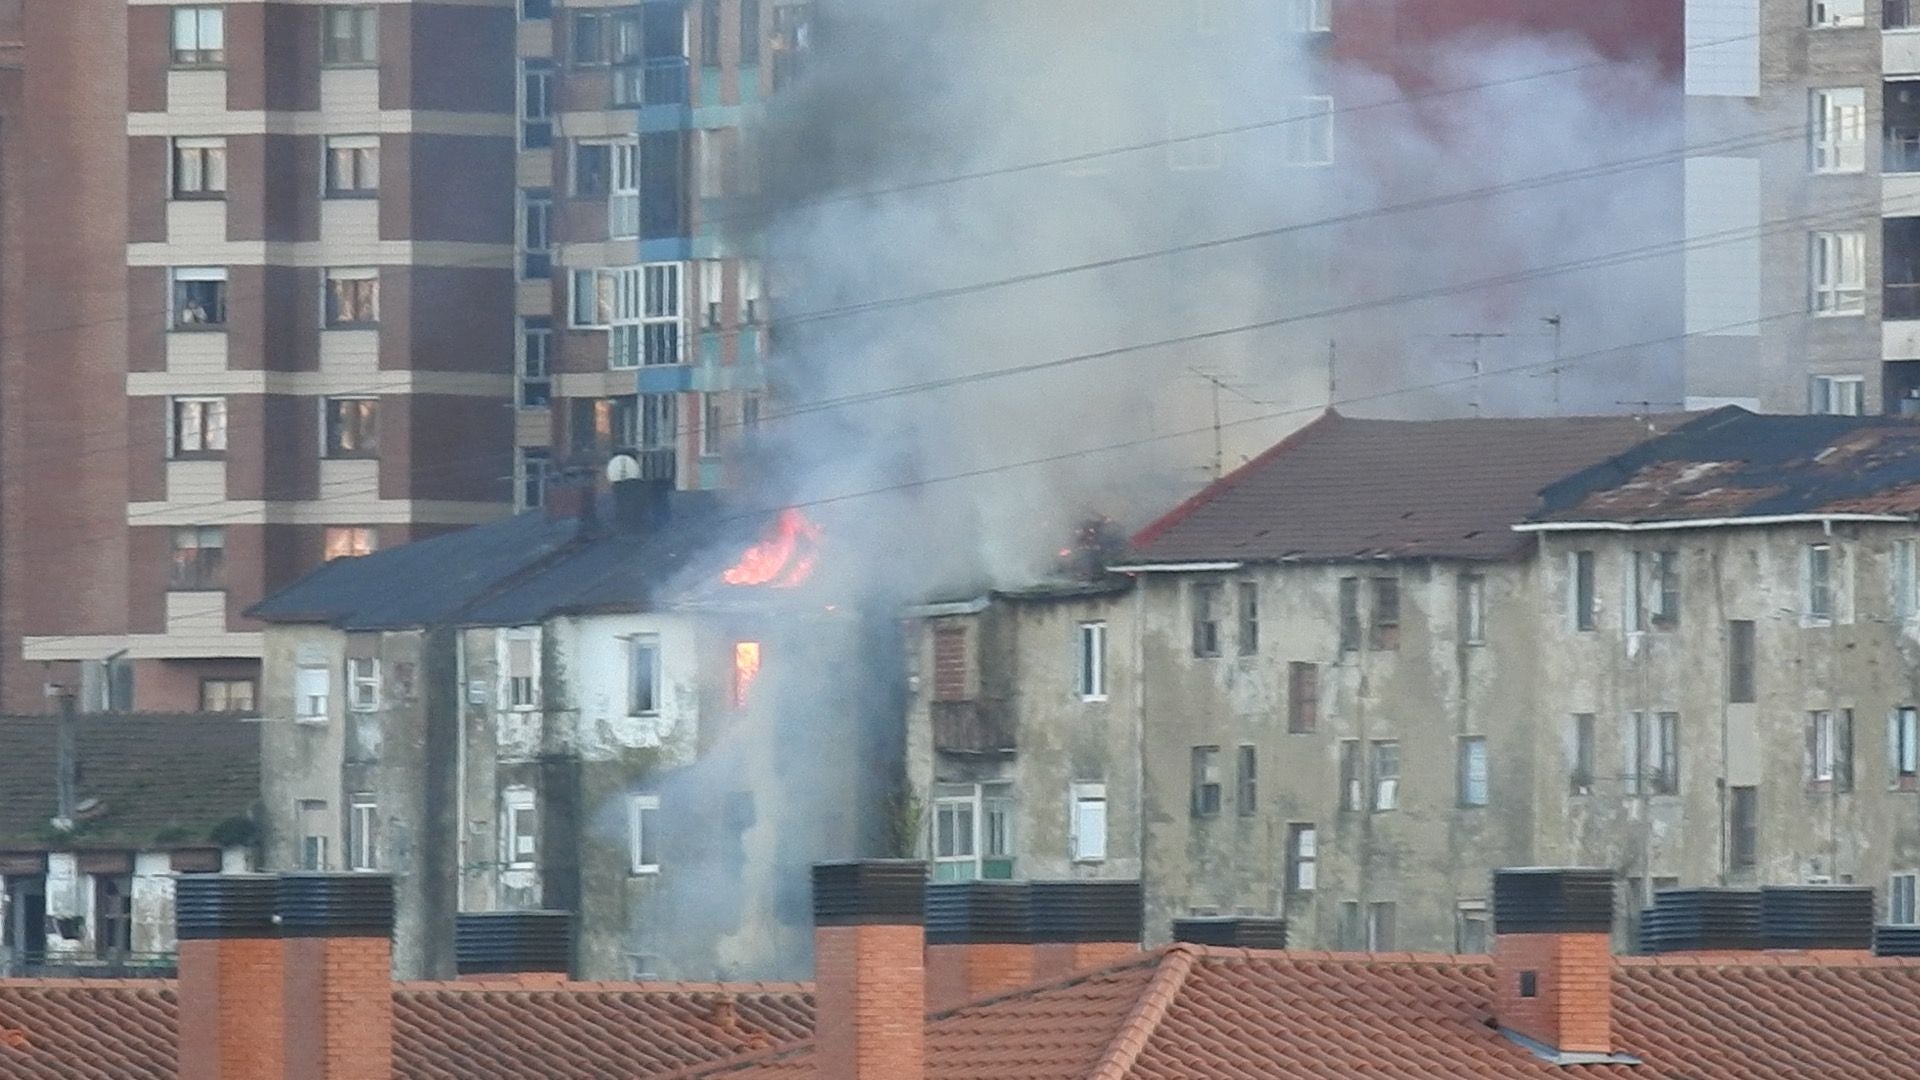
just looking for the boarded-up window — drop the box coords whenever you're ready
[1727,620,1756,703]
[1287,662,1317,733]
[1337,578,1361,651]
[1369,578,1400,650]
[932,625,968,702]
[1729,786,1758,870]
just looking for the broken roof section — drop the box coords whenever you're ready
[1529,407,1920,528]
[1127,410,1687,564]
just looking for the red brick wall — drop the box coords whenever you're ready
[926,942,1035,1011]
[1032,940,1139,982]
[815,924,926,1080]
[178,937,288,1080]
[1493,932,1612,1055]
[284,935,394,1080]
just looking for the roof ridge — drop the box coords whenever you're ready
[1130,410,1339,551]
[1084,943,1199,1080]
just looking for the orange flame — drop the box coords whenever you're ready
[723,508,823,588]
[733,641,761,708]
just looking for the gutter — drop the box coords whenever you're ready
[1104,561,1246,573]
[1513,512,1912,534]
[903,597,992,617]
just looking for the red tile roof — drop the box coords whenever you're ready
[1129,411,1685,563]
[0,978,814,1080]
[680,945,1920,1080]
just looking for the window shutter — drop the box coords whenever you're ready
[1075,796,1107,862]
[1893,710,1904,783]
[507,638,533,678]
[1808,715,1821,784]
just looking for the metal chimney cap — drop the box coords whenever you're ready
[1493,868,1614,934]
[812,861,928,926]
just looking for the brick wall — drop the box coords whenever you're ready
[815,924,926,1080]
[284,935,395,1080]
[1493,932,1612,1054]
[177,936,288,1080]
[925,942,1034,1011]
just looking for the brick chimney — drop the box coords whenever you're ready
[925,881,1032,1010]
[176,874,284,1080]
[1029,880,1142,979]
[278,873,395,1080]
[1492,868,1616,1060]
[812,860,928,1080]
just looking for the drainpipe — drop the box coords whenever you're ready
[53,691,76,831]
[455,628,469,908]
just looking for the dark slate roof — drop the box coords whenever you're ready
[248,490,788,630]
[1532,408,1920,525]
[1128,411,1686,563]
[0,714,259,850]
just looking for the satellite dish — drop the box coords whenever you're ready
[606,454,642,483]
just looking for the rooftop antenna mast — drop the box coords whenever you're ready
[1445,332,1511,418]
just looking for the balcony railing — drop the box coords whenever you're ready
[930,699,1015,755]
[613,58,689,108]
[1890,282,1920,320]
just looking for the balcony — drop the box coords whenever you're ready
[930,699,1015,755]
[613,57,689,109]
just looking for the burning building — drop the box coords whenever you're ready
[247,477,902,980]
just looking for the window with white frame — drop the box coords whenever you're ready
[931,782,1014,881]
[171,6,225,66]
[324,268,379,326]
[1812,87,1867,173]
[324,526,377,561]
[1812,230,1866,315]
[325,135,380,197]
[1631,711,1681,795]
[296,666,330,722]
[1367,902,1396,950]
[297,799,329,870]
[1076,621,1107,700]
[171,397,227,456]
[1810,374,1865,415]
[641,392,677,451]
[170,526,225,590]
[522,190,552,279]
[1370,740,1399,811]
[573,140,613,196]
[347,657,380,712]
[1893,872,1919,925]
[505,786,537,868]
[1809,0,1865,26]
[1894,706,1919,784]
[1458,736,1489,807]
[699,260,725,329]
[521,60,554,149]
[517,448,549,511]
[1456,903,1491,953]
[171,267,228,328]
[1897,538,1918,620]
[740,261,765,325]
[1286,823,1317,892]
[598,264,685,368]
[519,316,552,407]
[628,634,661,716]
[1458,573,1486,645]
[1282,96,1334,166]
[629,794,661,874]
[1286,0,1331,32]
[610,141,640,237]
[172,137,227,198]
[1809,543,1836,622]
[323,5,379,65]
[348,794,378,871]
[1070,781,1106,862]
[505,633,539,709]
[1809,708,1854,789]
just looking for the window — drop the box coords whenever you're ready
[1894,0,1920,28]
[522,191,552,279]
[347,657,379,712]
[296,666,330,721]
[1339,739,1362,811]
[522,0,552,18]
[1281,96,1334,166]
[1809,543,1835,622]
[323,397,379,457]
[324,268,379,326]
[505,787,537,868]
[1286,0,1331,32]
[1286,824,1317,892]
[1337,577,1361,651]
[1809,374,1865,415]
[572,9,642,65]
[1369,578,1400,650]
[200,678,255,713]
[1896,539,1918,620]
[324,526,376,562]
[1812,231,1866,315]
[931,782,1014,881]
[1458,736,1489,807]
[1367,902,1396,950]
[520,317,552,407]
[171,137,226,198]
[740,0,760,63]
[297,799,329,871]
[609,140,640,237]
[1236,745,1257,815]
[1070,782,1107,862]
[1573,550,1597,630]
[1337,901,1363,949]
[1458,573,1485,644]
[1893,707,1919,785]
[1728,620,1756,703]
[1236,581,1259,654]
[592,264,684,368]
[348,794,378,871]
[94,875,133,959]
[323,6,378,64]
[1810,0,1866,25]
[628,634,661,716]
[521,60,554,149]
[742,393,761,433]
[1729,786,1758,871]
[516,448,549,513]
[1076,621,1107,701]
[505,634,538,709]
[1191,581,1222,657]
[1893,873,1919,925]
[169,526,224,589]
[171,6,225,66]
[1571,713,1596,795]
[171,397,227,456]
[573,141,613,196]
[1632,550,1680,630]
[324,135,379,197]
[698,393,723,457]
[1371,740,1400,811]
[1191,745,1222,817]
[740,261,765,324]
[1632,711,1680,796]
[699,260,725,329]
[629,795,661,874]
[1287,662,1318,733]
[700,0,722,65]
[1810,708,1854,790]
[1812,88,1867,172]
[1445,904,1488,955]
[170,267,227,328]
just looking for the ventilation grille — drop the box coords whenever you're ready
[1873,924,1920,957]
[456,911,575,974]
[1637,889,1762,954]
[276,873,394,939]
[1171,916,1288,950]
[1029,881,1143,944]
[1760,886,1873,950]
[925,882,1031,945]
[812,861,927,926]
[1493,869,1614,934]
[175,875,278,941]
